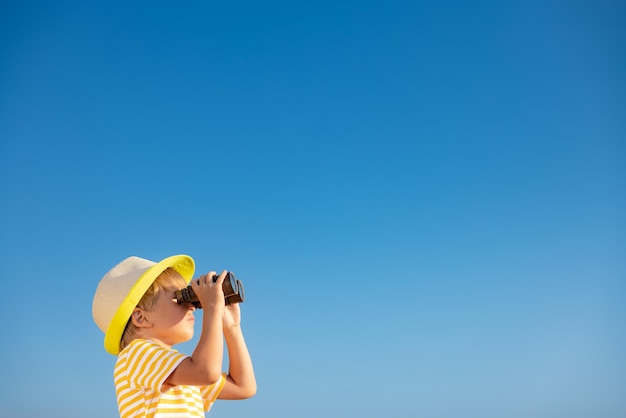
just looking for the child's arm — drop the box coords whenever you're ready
[166,271,226,386]
[218,303,257,399]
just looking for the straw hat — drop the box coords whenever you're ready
[92,254,195,355]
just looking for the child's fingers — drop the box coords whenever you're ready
[212,270,228,286]
[192,272,216,290]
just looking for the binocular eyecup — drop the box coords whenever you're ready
[174,271,244,309]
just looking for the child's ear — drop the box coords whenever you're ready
[131,308,151,328]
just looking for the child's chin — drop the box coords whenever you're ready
[177,331,194,344]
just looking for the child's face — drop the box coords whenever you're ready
[143,284,196,347]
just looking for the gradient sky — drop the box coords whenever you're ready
[1,1,624,417]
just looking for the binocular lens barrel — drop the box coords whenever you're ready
[225,280,244,305]
[174,271,245,308]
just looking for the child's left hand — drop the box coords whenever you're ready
[223,303,241,329]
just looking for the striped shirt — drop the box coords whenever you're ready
[114,339,225,418]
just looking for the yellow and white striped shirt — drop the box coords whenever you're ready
[114,339,225,418]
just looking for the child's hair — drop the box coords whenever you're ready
[119,267,188,351]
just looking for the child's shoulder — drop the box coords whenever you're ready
[120,339,183,358]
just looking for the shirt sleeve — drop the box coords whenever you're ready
[201,373,227,411]
[125,339,188,393]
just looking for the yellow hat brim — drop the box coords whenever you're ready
[103,254,194,355]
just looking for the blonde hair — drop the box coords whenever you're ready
[119,267,187,351]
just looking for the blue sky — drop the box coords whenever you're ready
[1,1,624,417]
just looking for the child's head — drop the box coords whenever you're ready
[92,255,195,355]
[120,267,188,351]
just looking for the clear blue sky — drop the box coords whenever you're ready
[1,1,624,417]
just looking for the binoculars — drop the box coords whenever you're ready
[174,271,244,308]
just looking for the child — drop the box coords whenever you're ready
[92,254,256,417]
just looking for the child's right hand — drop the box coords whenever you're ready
[191,270,226,310]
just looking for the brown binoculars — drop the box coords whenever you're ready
[174,271,244,308]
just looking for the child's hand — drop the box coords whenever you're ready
[223,302,241,329]
[191,270,226,310]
